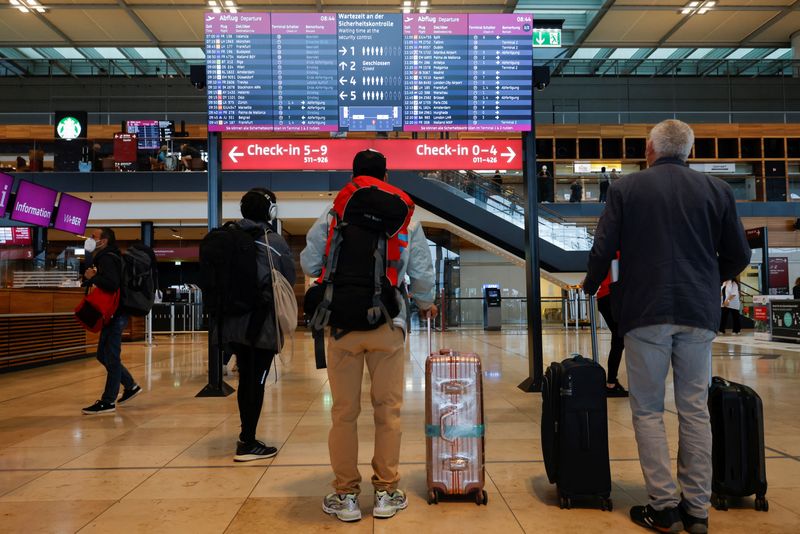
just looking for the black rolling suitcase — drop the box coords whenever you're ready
[709,376,769,512]
[541,295,612,511]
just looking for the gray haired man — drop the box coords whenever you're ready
[583,120,750,533]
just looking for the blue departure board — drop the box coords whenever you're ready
[205,12,533,132]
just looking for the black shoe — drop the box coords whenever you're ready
[82,400,116,415]
[679,501,708,534]
[630,504,684,533]
[606,380,630,398]
[234,440,278,462]
[118,384,142,405]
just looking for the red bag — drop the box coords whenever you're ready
[74,286,120,333]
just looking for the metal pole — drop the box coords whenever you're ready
[146,310,153,346]
[197,130,234,397]
[518,74,544,393]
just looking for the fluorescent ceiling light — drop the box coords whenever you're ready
[225,0,234,5]
[689,1,698,6]
[403,1,411,5]
[419,7,427,13]
[207,1,215,5]
[698,8,708,14]
[402,7,411,13]
[420,1,428,5]
[681,8,691,14]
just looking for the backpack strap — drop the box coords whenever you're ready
[366,234,394,329]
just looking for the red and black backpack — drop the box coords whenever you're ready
[304,175,414,367]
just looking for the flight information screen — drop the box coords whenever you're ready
[205,12,533,132]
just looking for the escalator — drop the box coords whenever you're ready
[391,170,592,273]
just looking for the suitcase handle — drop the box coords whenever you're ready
[439,408,457,443]
[427,316,432,356]
[588,294,598,363]
[441,379,471,395]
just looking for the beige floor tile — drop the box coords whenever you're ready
[226,497,374,533]
[0,500,114,534]
[251,464,375,498]
[166,434,275,468]
[10,426,130,449]
[137,412,232,429]
[105,426,212,447]
[62,445,188,469]
[0,470,47,497]
[765,458,800,489]
[0,446,92,470]
[124,467,266,500]
[0,468,155,502]
[80,497,244,534]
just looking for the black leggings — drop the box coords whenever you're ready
[230,343,275,444]
[597,296,625,384]
[719,307,741,334]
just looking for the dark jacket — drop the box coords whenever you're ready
[87,244,123,293]
[583,157,750,336]
[221,219,297,352]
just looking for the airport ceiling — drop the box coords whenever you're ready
[0,0,797,76]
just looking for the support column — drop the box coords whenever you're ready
[197,130,234,398]
[518,81,545,392]
[140,221,154,247]
[33,227,47,268]
[792,31,800,78]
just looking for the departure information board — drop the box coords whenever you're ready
[205,12,533,132]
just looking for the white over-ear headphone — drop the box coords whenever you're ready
[265,192,278,221]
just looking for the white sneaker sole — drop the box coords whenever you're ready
[373,501,408,518]
[234,451,278,462]
[117,388,142,405]
[322,503,362,522]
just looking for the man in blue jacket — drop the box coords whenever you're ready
[583,120,750,533]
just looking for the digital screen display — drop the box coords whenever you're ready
[10,181,58,227]
[0,227,32,246]
[205,12,533,132]
[53,193,92,235]
[126,120,174,150]
[0,172,13,218]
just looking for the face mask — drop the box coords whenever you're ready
[84,238,97,253]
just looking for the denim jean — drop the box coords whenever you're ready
[625,324,715,519]
[96,314,134,403]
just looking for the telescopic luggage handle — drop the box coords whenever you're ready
[588,294,598,363]
[427,316,432,357]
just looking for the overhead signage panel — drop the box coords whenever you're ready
[205,12,533,132]
[221,139,521,171]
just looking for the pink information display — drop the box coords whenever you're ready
[10,181,57,228]
[0,172,13,218]
[205,13,533,132]
[53,193,92,235]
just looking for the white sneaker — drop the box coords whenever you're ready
[373,489,408,518]
[322,493,361,522]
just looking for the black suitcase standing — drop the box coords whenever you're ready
[708,376,769,512]
[541,295,612,511]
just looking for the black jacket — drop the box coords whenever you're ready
[87,244,123,293]
[583,157,751,336]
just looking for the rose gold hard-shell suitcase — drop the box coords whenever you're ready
[425,319,487,505]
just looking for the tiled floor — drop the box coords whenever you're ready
[1,329,799,533]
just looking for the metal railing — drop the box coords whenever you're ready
[424,170,594,251]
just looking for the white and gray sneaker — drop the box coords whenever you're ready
[373,489,408,519]
[322,493,361,522]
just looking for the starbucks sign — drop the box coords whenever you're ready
[56,116,82,140]
[53,110,87,141]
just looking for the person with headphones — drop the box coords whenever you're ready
[221,188,297,461]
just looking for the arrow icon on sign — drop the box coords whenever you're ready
[339,76,347,85]
[501,147,516,164]
[339,91,347,100]
[228,146,244,164]
[339,46,347,55]
[339,61,347,70]
[536,35,545,45]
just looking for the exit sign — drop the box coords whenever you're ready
[533,28,561,48]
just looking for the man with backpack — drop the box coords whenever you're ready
[82,228,142,415]
[301,149,437,522]
[202,188,296,462]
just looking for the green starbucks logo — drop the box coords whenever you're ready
[784,312,792,328]
[56,116,82,140]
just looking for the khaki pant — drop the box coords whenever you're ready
[327,322,405,494]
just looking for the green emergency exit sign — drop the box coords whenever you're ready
[533,28,561,48]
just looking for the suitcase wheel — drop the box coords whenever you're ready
[600,497,613,512]
[427,489,439,505]
[755,496,769,512]
[474,490,488,506]
[711,494,728,511]
[559,495,572,509]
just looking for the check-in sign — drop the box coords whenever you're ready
[222,139,521,171]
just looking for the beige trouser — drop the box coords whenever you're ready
[327,322,405,495]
